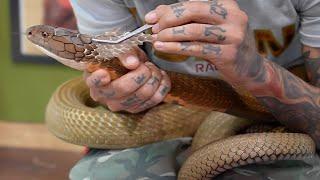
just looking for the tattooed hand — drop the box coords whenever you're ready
[145,0,254,84]
[84,48,171,113]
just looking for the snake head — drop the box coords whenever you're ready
[26,25,89,70]
[26,25,55,48]
[26,25,82,53]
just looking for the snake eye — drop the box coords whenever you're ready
[42,32,48,38]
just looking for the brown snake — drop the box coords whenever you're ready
[26,25,316,179]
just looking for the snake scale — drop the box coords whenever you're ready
[26,25,316,179]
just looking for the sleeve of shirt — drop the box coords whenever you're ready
[69,0,138,35]
[293,0,320,47]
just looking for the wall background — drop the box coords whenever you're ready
[0,0,81,122]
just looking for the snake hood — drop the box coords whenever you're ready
[26,25,153,71]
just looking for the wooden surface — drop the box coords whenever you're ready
[0,121,83,180]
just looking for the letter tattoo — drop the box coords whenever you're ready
[181,42,193,51]
[210,1,228,19]
[171,3,185,18]
[172,26,186,35]
[202,44,222,55]
[204,26,226,42]
[133,74,146,84]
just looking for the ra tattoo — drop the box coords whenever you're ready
[209,1,228,19]
[204,26,226,42]
[171,3,185,18]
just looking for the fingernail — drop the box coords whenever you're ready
[154,41,164,50]
[145,11,157,22]
[126,56,138,65]
[152,24,160,33]
[160,70,166,75]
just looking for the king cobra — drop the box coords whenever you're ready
[26,25,315,179]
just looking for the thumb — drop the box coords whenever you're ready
[118,49,142,70]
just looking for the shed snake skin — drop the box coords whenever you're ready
[26,25,316,179]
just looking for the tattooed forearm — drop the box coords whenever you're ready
[171,3,185,18]
[237,53,320,148]
[305,55,320,87]
[209,1,228,19]
[257,74,320,148]
[204,25,226,42]
[202,44,222,56]
[133,74,146,84]
[172,26,186,35]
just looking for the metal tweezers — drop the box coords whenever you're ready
[92,24,153,44]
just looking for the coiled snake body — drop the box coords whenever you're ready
[27,25,316,179]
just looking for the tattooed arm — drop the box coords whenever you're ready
[145,1,320,148]
[247,48,320,148]
[304,46,320,87]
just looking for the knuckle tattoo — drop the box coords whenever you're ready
[202,44,222,56]
[147,76,161,86]
[99,89,116,98]
[204,25,227,42]
[170,3,186,18]
[120,94,143,108]
[160,85,170,96]
[209,0,228,19]
[180,42,193,52]
[132,74,147,85]
[172,26,186,35]
[142,101,156,109]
